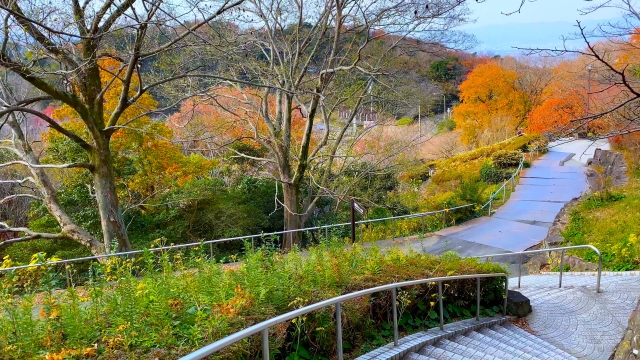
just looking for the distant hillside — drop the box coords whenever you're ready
[468,18,623,55]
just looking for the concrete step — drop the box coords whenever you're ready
[434,338,500,360]
[497,323,578,359]
[476,327,546,359]
[417,344,468,359]
[464,330,531,359]
[403,322,579,360]
[404,353,437,360]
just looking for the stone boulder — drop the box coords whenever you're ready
[611,299,640,360]
[564,255,598,272]
[587,149,629,191]
[507,290,532,318]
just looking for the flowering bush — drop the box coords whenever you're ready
[0,244,506,359]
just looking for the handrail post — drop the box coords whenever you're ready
[503,181,506,200]
[421,215,425,238]
[391,288,399,346]
[559,249,565,288]
[442,210,446,229]
[438,281,444,330]
[488,200,492,217]
[261,329,269,360]
[518,253,522,288]
[325,226,329,241]
[597,250,602,293]
[476,277,480,321]
[503,276,509,316]
[65,265,72,288]
[391,218,395,241]
[336,303,343,360]
[209,243,213,258]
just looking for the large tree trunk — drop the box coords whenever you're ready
[6,116,104,255]
[92,144,132,253]
[282,182,302,250]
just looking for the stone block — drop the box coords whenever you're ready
[506,290,532,318]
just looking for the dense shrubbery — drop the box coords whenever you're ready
[0,244,506,359]
[391,135,541,226]
[479,162,513,184]
[437,119,456,134]
[491,150,522,169]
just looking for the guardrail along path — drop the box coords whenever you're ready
[428,150,589,256]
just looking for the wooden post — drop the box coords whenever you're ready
[350,198,356,244]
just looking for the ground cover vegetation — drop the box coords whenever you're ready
[563,137,640,271]
[0,243,506,359]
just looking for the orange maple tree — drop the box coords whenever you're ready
[453,62,528,145]
[526,92,584,134]
[167,87,308,157]
[48,58,210,203]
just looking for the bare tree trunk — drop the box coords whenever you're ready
[282,182,301,250]
[92,144,132,253]
[5,115,104,255]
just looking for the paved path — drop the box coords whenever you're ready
[548,138,610,164]
[512,272,640,360]
[421,147,590,257]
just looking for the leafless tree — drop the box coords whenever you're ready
[0,0,245,255]
[517,0,640,139]
[172,0,475,249]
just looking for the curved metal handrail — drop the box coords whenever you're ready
[179,273,509,360]
[0,204,476,273]
[480,153,526,213]
[474,244,602,293]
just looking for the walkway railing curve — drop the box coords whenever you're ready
[0,204,475,277]
[480,153,526,216]
[178,273,509,360]
[474,245,603,293]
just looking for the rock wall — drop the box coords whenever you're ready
[611,299,640,360]
[586,149,629,190]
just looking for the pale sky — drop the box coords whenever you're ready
[464,0,624,29]
[462,0,628,54]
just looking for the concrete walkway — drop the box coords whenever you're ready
[419,147,591,257]
[512,272,640,360]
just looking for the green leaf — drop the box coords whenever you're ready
[418,301,426,311]
[428,309,437,319]
[294,345,311,359]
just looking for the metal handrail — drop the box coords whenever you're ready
[474,245,602,293]
[480,153,526,215]
[179,273,509,360]
[0,204,476,273]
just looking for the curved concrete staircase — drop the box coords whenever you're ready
[358,272,640,360]
[405,321,576,360]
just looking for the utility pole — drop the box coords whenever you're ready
[586,65,592,135]
[586,65,592,116]
[418,104,421,136]
[443,94,446,119]
[434,92,446,121]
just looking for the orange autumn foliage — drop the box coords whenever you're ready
[48,57,210,198]
[527,93,584,134]
[453,62,528,145]
[167,87,309,156]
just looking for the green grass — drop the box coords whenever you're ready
[395,117,414,126]
[563,175,640,271]
[0,243,506,359]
